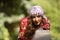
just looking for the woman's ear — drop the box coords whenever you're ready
[40,17,45,25]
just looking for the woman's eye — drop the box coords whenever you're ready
[37,15,41,17]
[32,16,35,18]
[30,16,35,18]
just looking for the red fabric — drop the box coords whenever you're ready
[42,17,50,30]
[20,17,50,33]
[20,17,28,33]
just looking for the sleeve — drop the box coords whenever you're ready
[42,16,50,30]
[20,21,25,32]
[20,18,28,33]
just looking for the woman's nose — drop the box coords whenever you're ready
[35,17,38,21]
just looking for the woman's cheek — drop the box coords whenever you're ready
[32,18,35,21]
[39,17,42,21]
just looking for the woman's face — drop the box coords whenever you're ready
[31,14,43,25]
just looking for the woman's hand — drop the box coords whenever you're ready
[18,32,25,39]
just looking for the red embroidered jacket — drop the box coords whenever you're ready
[20,16,50,33]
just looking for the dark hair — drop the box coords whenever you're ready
[24,15,46,39]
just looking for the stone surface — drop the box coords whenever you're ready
[32,29,51,40]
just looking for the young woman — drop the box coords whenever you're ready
[18,6,50,40]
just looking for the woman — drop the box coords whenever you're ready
[18,6,50,40]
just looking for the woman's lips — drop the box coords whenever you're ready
[34,22,40,25]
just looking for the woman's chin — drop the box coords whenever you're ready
[35,23,40,25]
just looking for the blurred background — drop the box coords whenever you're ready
[0,0,60,40]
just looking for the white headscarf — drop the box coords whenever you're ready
[29,6,44,16]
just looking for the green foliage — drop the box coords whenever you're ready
[0,0,31,40]
[0,26,9,40]
[0,0,60,40]
[0,13,9,40]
